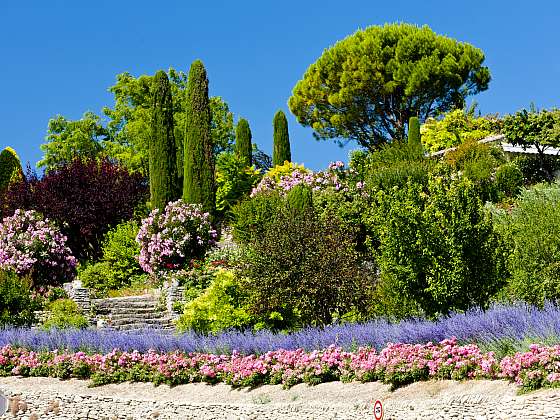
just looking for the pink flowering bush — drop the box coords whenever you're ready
[251,161,350,196]
[499,344,560,392]
[136,200,217,276]
[0,209,77,286]
[1,337,557,392]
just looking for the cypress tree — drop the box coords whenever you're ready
[273,110,291,166]
[235,118,252,166]
[183,60,215,215]
[0,147,22,193]
[408,116,421,145]
[149,70,178,210]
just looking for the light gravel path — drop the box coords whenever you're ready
[1,377,559,419]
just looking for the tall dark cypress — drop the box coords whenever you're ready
[183,60,215,215]
[235,118,252,166]
[149,71,178,210]
[273,110,291,166]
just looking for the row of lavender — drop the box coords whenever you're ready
[0,338,558,393]
[1,303,559,355]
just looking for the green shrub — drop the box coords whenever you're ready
[361,141,433,190]
[78,220,147,295]
[215,152,261,217]
[231,192,283,244]
[496,163,524,198]
[240,205,373,328]
[0,270,37,327]
[512,155,560,185]
[371,175,506,319]
[42,298,89,329]
[176,270,253,333]
[445,140,504,201]
[493,183,560,305]
[286,184,313,212]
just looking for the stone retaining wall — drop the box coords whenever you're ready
[1,378,560,420]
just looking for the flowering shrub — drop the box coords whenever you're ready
[136,200,217,276]
[0,338,557,392]
[0,210,77,286]
[251,161,349,196]
[499,344,560,392]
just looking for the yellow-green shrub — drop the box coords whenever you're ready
[176,270,252,333]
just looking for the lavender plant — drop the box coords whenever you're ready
[2,303,559,355]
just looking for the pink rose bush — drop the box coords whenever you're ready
[136,200,217,276]
[1,337,557,391]
[0,209,77,286]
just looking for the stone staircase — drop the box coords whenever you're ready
[91,294,175,331]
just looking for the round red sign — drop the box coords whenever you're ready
[373,399,383,420]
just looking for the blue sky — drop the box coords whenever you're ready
[1,1,559,171]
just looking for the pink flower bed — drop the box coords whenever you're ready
[0,338,558,392]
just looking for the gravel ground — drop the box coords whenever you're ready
[1,377,559,419]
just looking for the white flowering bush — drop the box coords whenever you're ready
[0,209,77,286]
[136,200,217,276]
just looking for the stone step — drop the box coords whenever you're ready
[114,322,175,331]
[93,300,160,310]
[103,312,169,321]
[94,306,164,315]
[107,317,175,326]
[92,294,159,303]
[119,324,175,332]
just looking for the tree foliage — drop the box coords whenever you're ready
[183,60,215,215]
[39,112,108,171]
[421,108,501,153]
[235,118,252,166]
[502,108,560,180]
[289,23,491,150]
[272,110,291,166]
[149,71,178,210]
[39,69,235,177]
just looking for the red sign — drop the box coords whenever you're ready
[373,400,383,420]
